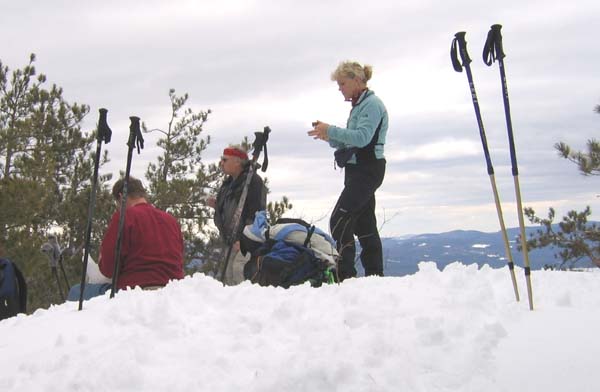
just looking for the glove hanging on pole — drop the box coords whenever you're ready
[451,31,521,304]
[483,24,534,311]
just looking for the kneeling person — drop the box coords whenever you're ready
[68,177,184,300]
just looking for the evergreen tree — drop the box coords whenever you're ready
[554,105,600,176]
[0,54,113,310]
[144,90,215,232]
[267,196,293,225]
[524,104,600,269]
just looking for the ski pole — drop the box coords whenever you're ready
[483,24,533,310]
[78,108,112,310]
[451,31,520,302]
[54,244,70,288]
[52,267,65,301]
[219,126,270,284]
[110,116,144,298]
[58,256,70,287]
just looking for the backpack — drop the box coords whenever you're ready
[243,213,339,262]
[242,216,337,288]
[244,240,335,288]
[0,258,27,321]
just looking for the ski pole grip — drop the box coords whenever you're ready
[97,108,112,144]
[490,24,505,59]
[128,116,144,153]
[451,32,471,72]
[252,126,271,171]
[483,24,505,65]
[261,126,271,171]
[454,31,467,43]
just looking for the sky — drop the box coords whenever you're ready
[1,0,599,237]
[1,264,599,391]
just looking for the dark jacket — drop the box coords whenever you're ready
[214,166,266,245]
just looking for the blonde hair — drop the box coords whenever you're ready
[330,61,373,83]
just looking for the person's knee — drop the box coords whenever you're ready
[359,232,382,251]
[67,284,81,301]
[330,206,352,239]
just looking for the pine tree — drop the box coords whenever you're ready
[267,196,293,224]
[0,54,113,310]
[524,104,600,269]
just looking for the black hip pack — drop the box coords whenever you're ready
[334,118,383,168]
[334,147,359,168]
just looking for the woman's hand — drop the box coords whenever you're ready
[307,120,330,141]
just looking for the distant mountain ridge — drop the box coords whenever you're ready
[375,224,597,277]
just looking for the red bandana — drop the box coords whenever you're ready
[223,147,248,160]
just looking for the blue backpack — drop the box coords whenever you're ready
[0,258,27,320]
[243,218,336,288]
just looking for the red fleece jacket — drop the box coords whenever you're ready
[99,203,184,289]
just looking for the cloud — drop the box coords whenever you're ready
[388,138,480,162]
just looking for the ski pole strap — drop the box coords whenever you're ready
[483,24,505,66]
[252,126,270,172]
[451,32,471,72]
[303,225,316,247]
[97,108,112,144]
[128,116,144,154]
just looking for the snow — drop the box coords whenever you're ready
[1,262,599,392]
[471,244,490,249]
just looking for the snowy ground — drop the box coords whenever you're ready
[1,262,599,392]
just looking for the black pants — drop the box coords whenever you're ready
[330,159,386,281]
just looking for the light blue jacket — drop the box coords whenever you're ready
[327,89,388,162]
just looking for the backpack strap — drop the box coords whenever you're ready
[272,222,318,248]
[275,218,311,228]
[13,263,27,313]
[303,226,316,247]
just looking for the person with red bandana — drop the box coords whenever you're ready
[208,145,266,285]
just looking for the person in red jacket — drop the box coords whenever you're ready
[67,177,184,301]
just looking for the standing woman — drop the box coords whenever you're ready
[308,61,388,281]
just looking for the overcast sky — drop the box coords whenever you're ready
[1,0,598,236]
